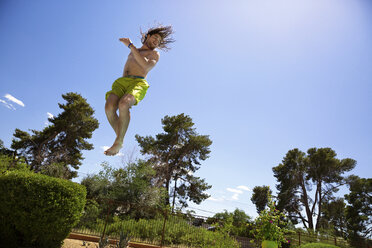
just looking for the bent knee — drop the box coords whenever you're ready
[118,95,136,110]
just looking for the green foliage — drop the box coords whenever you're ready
[299,243,341,248]
[214,213,234,237]
[81,160,166,218]
[116,231,131,248]
[0,139,14,157]
[11,92,99,179]
[251,185,272,214]
[0,171,86,248]
[40,162,73,179]
[82,215,240,248]
[319,198,347,238]
[344,175,372,244]
[78,199,101,229]
[250,189,290,247]
[284,229,351,248]
[135,113,212,209]
[207,208,253,237]
[272,148,356,230]
[0,153,30,173]
[0,140,30,174]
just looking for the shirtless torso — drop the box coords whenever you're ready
[123,48,159,78]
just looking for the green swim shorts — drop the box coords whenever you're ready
[105,76,150,105]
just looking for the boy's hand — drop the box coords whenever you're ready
[119,38,132,47]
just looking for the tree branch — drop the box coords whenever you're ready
[35,131,58,170]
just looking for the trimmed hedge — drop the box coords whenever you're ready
[0,171,86,248]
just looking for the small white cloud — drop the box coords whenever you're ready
[227,188,243,194]
[47,112,54,119]
[208,197,225,202]
[232,193,240,200]
[5,94,25,107]
[237,185,251,191]
[0,99,16,110]
[101,146,123,157]
[45,112,54,126]
[226,186,251,201]
[101,146,110,151]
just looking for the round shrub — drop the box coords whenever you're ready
[0,171,86,248]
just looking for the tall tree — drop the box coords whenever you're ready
[273,148,356,231]
[11,92,99,179]
[345,175,372,244]
[251,185,272,214]
[135,113,212,211]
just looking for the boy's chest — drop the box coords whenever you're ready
[128,50,151,60]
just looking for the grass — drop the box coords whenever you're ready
[299,243,341,248]
[285,232,350,248]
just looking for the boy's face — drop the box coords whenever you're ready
[146,34,162,49]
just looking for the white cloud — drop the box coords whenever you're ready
[5,94,25,107]
[101,146,124,157]
[47,112,54,119]
[101,146,110,151]
[0,99,16,110]
[226,188,243,194]
[226,186,252,201]
[208,197,225,202]
[45,112,55,126]
[232,193,240,200]
[237,185,251,191]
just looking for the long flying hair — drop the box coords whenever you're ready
[141,25,175,51]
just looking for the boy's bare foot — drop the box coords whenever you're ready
[104,140,123,156]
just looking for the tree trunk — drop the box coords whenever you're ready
[315,182,322,230]
[171,176,178,213]
[300,178,314,230]
[34,131,58,171]
[164,178,170,207]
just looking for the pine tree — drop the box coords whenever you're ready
[135,113,212,211]
[11,92,99,179]
[272,148,356,231]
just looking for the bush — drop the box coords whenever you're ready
[299,243,341,248]
[0,171,86,248]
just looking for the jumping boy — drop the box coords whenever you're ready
[104,25,174,156]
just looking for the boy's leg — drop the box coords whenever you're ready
[105,94,120,136]
[104,94,136,156]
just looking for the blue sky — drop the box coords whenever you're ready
[1,0,371,218]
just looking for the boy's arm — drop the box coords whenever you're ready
[119,38,160,70]
[131,46,160,70]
